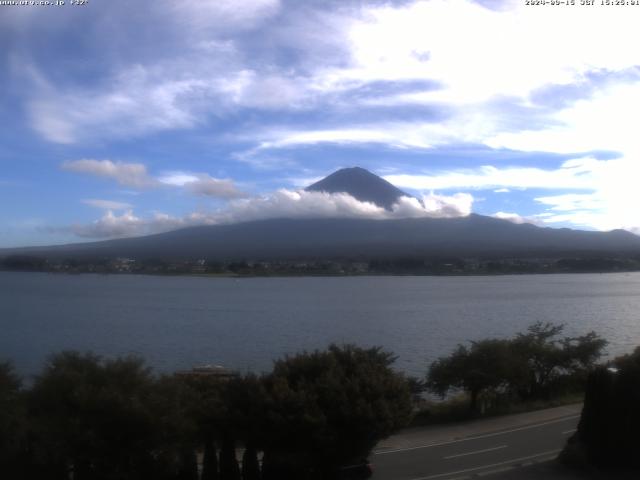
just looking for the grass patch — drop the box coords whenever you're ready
[409,391,584,428]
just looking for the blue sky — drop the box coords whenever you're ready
[3,0,640,247]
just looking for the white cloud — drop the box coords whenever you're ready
[277,153,630,234]
[62,159,156,188]
[284,175,325,188]
[218,189,385,223]
[535,193,605,213]
[81,199,133,210]
[533,188,640,232]
[255,127,423,149]
[186,177,244,198]
[71,210,147,238]
[67,189,473,238]
[487,81,640,156]
[29,69,210,144]
[166,0,281,33]
[157,172,200,186]
[250,121,464,153]
[29,99,76,145]
[19,0,640,149]
[26,59,315,145]
[393,193,473,219]
[242,1,640,167]
[492,211,539,226]
[158,171,245,198]
[330,0,640,104]
[20,1,309,145]
[64,162,244,198]
[383,158,600,191]
[241,99,539,155]
[218,190,473,224]
[227,72,310,110]
[11,0,278,144]
[381,156,640,232]
[69,210,215,239]
[17,0,640,237]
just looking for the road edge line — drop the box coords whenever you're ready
[408,449,562,480]
[374,415,579,455]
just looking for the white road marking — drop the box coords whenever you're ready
[562,429,577,435]
[443,445,507,460]
[408,449,562,480]
[374,415,579,455]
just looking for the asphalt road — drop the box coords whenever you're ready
[372,413,579,480]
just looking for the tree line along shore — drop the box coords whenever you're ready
[4,253,640,276]
[0,322,638,479]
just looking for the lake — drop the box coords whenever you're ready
[2,271,640,378]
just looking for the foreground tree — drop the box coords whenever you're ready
[241,445,261,480]
[201,438,219,480]
[176,448,199,480]
[174,370,229,480]
[563,347,640,470]
[28,351,170,480]
[427,323,608,412]
[219,435,241,480]
[262,344,412,479]
[427,339,513,413]
[219,374,269,456]
[0,361,25,477]
[511,322,607,399]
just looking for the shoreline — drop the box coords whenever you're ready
[1,268,639,278]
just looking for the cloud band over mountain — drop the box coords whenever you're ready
[64,188,473,239]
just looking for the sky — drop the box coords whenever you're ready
[3,0,640,247]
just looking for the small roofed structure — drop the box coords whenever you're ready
[175,364,239,380]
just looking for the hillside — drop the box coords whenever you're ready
[3,215,640,262]
[2,168,640,264]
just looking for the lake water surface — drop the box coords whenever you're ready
[2,272,640,378]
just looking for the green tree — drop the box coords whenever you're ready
[572,366,616,467]
[565,347,640,470]
[149,375,205,480]
[262,344,412,479]
[220,375,269,452]
[509,322,566,399]
[428,323,608,411]
[511,322,606,399]
[0,361,25,477]
[427,339,513,413]
[28,351,170,480]
[561,331,608,373]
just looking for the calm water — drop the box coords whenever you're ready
[2,271,640,378]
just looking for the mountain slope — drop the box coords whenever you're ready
[3,215,640,261]
[2,167,640,262]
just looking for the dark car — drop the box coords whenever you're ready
[337,459,373,479]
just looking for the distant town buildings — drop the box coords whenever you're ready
[3,254,640,276]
